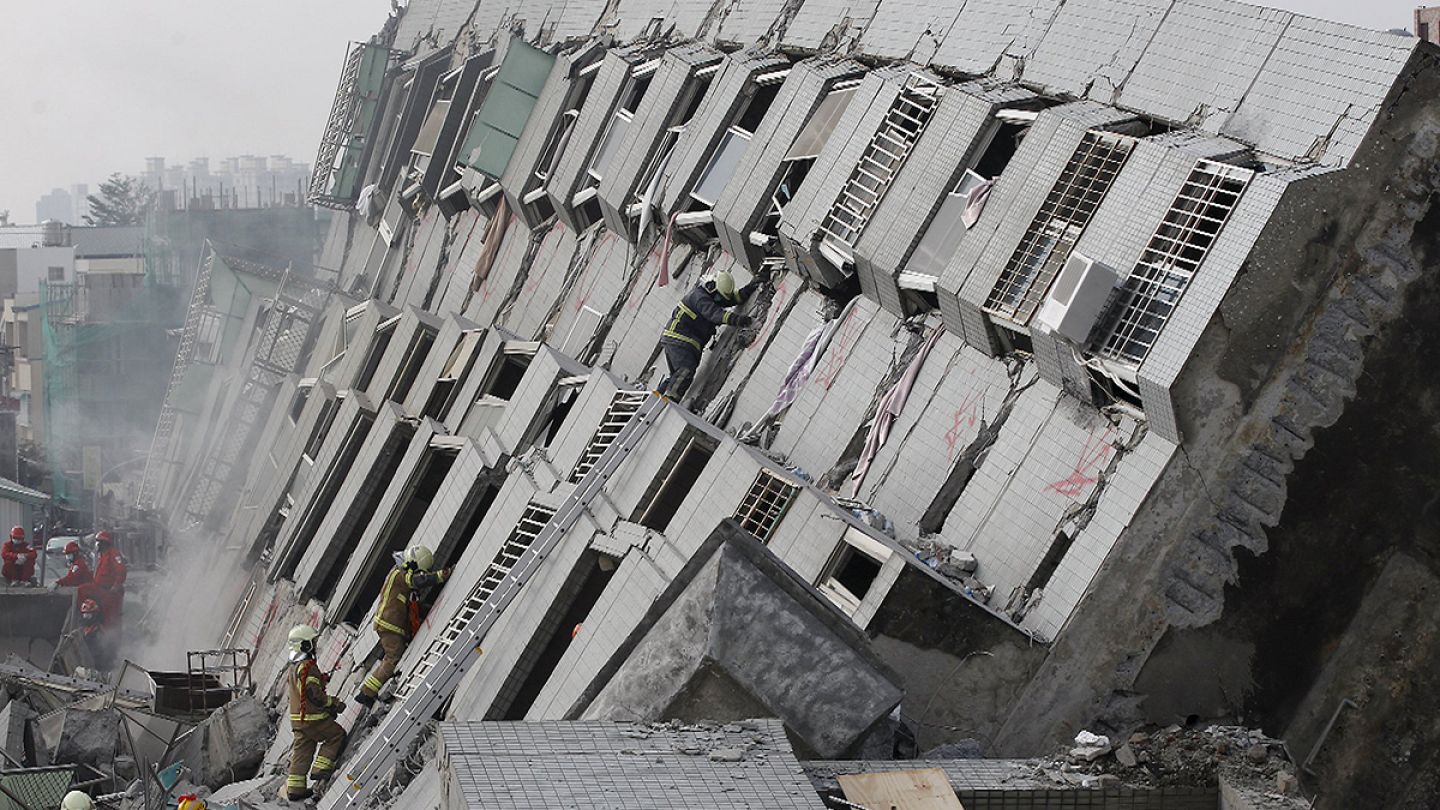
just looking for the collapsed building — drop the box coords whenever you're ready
[131,0,1440,807]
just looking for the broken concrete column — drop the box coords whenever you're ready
[181,695,275,789]
[51,708,120,769]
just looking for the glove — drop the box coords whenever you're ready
[331,700,347,715]
[730,314,754,329]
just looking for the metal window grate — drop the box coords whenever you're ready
[819,73,942,250]
[1095,159,1253,366]
[734,470,799,544]
[397,502,556,699]
[985,131,1135,324]
[570,390,649,482]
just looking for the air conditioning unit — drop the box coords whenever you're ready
[1035,252,1118,344]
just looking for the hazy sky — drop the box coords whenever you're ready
[0,0,1423,220]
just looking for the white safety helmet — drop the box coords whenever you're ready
[403,545,435,572]
[62,790,95,810]
[287,624,320,656]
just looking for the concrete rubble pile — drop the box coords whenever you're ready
[116,0,1440,806]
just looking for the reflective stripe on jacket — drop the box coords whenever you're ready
[374,567,448,637]
[660,286,737,351]
[288,659,334,724]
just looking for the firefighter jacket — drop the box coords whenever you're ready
[56,557,93,587]
[659,282,757,352]
[373,567,449,638]
[288,658,338,727]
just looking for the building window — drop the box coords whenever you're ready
[818,73,943,262]
[686,69,787,211]
[816,527,893,617]
[422,330,483,420]
[570,389,651,482]
[1094,159,1252,367]
[734,469,799,544]
[985,130,1135,325]
[48,266,66,283]
[635,434,716,532]
[753,77,861,242]
[194,308,224,364]
[1421,21,1431,42]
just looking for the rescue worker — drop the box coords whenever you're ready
[53,541,92,587]
[89,531,126,631]
[60,790,94,810]
[354,545,450,707]
[1,526,37,586]
[77,597,115,671]
[657,270,760,399]
[286,624,346,801]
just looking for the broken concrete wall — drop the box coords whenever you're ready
[575,522,904,758]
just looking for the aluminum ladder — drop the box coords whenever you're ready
[319,391,666,809]
[137,242,217,509]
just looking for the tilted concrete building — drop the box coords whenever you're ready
[138,1,1440,806]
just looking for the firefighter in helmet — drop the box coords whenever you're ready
[656,270,760,400]
[54,541,92,588]
[2,526,37,586]
[354,545,450,707]
[285,624,346,801]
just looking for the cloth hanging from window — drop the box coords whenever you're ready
[470,196,511,291]
[961,179,996,229]
[848,326,945,497]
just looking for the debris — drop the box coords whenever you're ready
[50,708,120,769]
[708,747,746,762]
[1115,742,1138,768]
[1276,770,1299,794]
[1069,730,1112,762]
[181,694,274,789]
[1245,743,1269,765]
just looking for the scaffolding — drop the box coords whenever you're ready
[309,40,401,210]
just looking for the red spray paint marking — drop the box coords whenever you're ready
[1046,427,1116,498]
[815,307,863,391]
[747,278,789,349]
[944,387,986,463]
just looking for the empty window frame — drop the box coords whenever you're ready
[984,131,1135,324]
[754,78,861,242]
[534,375,587,450]
[902,113,1036,286]
[1093,159,1252,367]
[818,73,943,259]
[570,389,651,482]
[816,527,893,616]
[734,469,799,543]
[477,345,535,404]
[288,383,313,423]
[355,315,401,392]
[397,501,556,700]
[421,330,483,420]
[628,64,718,221]
[580,59,659,195]
[386,327,438,404]
[523,58,603,211]
[634,433,717,532]
[302,397,341,462]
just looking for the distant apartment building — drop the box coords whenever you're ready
[34,188,74,225]
[1419,6,1440,43]
[143,154,312,211]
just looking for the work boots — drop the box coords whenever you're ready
[285,787,314,802]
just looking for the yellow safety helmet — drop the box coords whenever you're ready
[288,624,320,654]
[708,271,739,303]
[61,791,94,810]
[404,545,435,572]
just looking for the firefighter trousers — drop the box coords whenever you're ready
[361,630,407,699]
[288,719,346,793]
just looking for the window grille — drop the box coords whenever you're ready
[985,131,1134,324]
[1094,159,1252,366]
[818,73,942,250]
[734,470,799,543]
[398,502,556,699]
[570,390,650,482]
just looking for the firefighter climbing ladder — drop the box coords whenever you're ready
[320,391,667,809]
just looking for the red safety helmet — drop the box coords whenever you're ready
[95,530,113,545]
[9,526,24,540]
[64,541,81,555]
